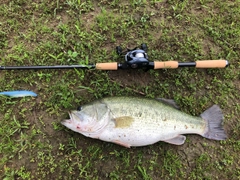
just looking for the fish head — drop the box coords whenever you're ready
[61,101,111,137]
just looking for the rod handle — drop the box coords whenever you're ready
[195,60,228,68]
[154,60,229,69]
[96,62,118,70]
[154,61,179,69]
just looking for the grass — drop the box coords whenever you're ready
[0,0,240,179]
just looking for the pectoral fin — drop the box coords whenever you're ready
[163,135,186,145]
[113,116,134,128]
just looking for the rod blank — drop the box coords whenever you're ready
[0,65,95,70]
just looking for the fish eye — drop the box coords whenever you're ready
[77,106,82,111]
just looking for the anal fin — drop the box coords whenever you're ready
[163,135,186,145]
[113,140,131,148]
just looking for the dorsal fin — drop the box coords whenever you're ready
[156,98,180,109]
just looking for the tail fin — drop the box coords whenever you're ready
[201,105,227,140]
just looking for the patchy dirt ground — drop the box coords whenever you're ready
[0,0,240,179]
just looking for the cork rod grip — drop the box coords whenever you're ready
[96,62,118,70]
[196,60,228,68]
[154,61,179,69]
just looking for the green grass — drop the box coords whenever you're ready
[0,0,240,179]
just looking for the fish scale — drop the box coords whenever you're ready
[61,97,227,147]
[102,97,204,133]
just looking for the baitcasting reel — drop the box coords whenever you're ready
[116,44,150,69]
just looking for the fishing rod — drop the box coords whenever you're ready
[0,44,229,71]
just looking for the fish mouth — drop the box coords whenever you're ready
[61,111,81,124]
[61,112,74,125]
[61,119,71,125]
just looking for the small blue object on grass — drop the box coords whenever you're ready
[0,90,37,97]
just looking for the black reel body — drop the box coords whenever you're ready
[116,44,149,69]
[125,49,149,69]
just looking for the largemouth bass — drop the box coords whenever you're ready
[61,97,227,147]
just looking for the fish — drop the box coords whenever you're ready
[0,90,37,97]
[61,97,227,148]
